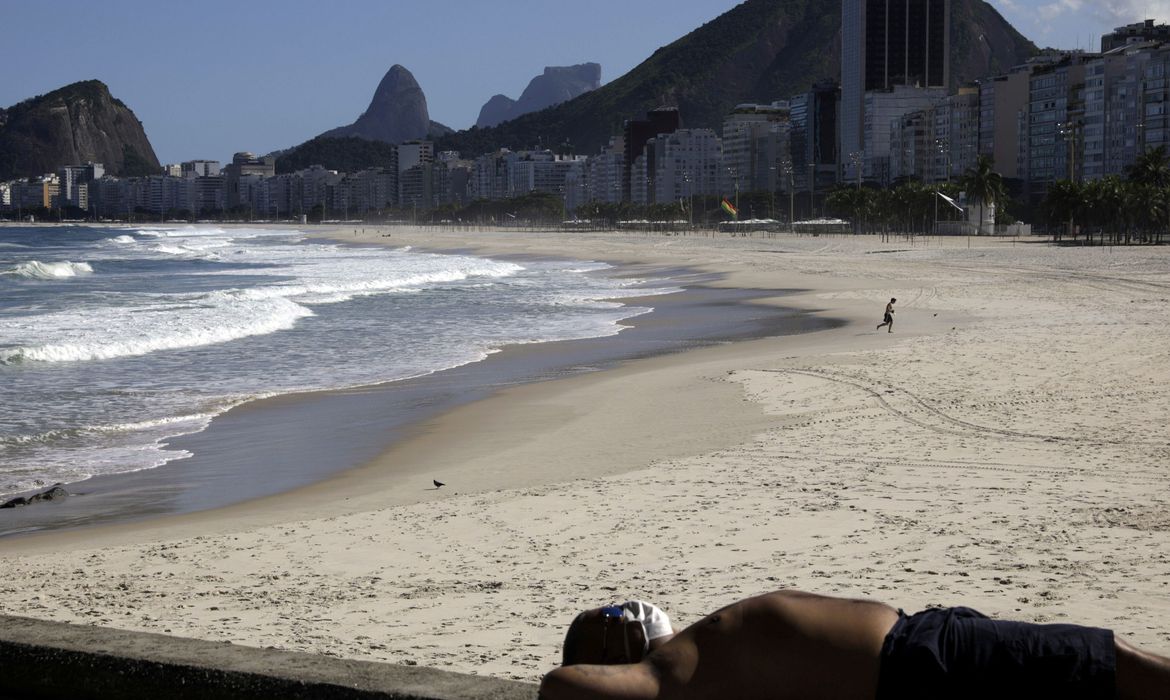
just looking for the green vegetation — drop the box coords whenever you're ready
[958,155,1006,235]
[120,144,157,177]
[275,136,399,175]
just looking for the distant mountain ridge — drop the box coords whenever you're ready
[320,64,450,144]
[0,80,160,180]
[437,0,1036,156]
[476,63,602,128]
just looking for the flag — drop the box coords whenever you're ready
[935,191,964,213]
[721,198,738,219]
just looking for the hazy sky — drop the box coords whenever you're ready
[0,1,1162,165]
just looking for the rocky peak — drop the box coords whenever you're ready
[321,64,434,144]
[476,63,601,128]
[0,80,160,180]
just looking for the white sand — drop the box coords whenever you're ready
[1,229,1169,682]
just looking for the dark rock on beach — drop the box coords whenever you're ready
[1,485,69,509]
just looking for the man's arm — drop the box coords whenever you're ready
[540,663,657,700]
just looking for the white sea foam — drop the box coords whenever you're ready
[2,260,94,280]
[0,411,217,447]
[0,225,679,498]
[0,295,314,364]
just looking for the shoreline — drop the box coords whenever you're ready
[0,233,842,542]
[1,228,1167,682]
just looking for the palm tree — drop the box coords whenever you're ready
[1044,180,1083,241]
[826,186,872,233]
[958,155,1005,236]
[1125,148,1170,244]
[1127,145,1170,188]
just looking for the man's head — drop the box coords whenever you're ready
[561,605,650,666]
[890,297,896,303]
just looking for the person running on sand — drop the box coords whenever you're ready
[540,589,1169,700]
[877,297,896,332]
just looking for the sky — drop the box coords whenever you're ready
[0,0,1166,165]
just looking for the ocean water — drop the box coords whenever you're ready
[0,225,674,498]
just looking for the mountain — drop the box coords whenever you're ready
[438,0,1036,156]
[476,63,602,128]
[321,64,449,144]
[0,80,160,180]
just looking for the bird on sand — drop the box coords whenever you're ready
[433,479,445,489]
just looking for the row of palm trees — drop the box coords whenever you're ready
[824,148,1170,244]
[1043,146,1170,245]
[824,155,1005,237]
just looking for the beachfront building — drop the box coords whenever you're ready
[1022,53,1091,202]
[1082,47,1150,181]
[630,153,650,205]
[396,141,432,208]
[434,155,472,207]
[9,175,60,211]
[841,0,951,183]
[470,149,512,202]
[977,66,1034,180]
[1102,19,1170,52]
[890,110,933,182]
[933,88,981,182]
[650,128,723,207]
[332,167,396,217]
[722,102,791,196]
[623,108,680,201]
[1139,46,1170,156]
[862,85,948,184]
[501,150,587,203]
[585,137,625,204]
[788,81,839,195]
[181,160,221,178]
[58,167,87,211]
[222,152,276,211]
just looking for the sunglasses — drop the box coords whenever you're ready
[599,605,647,664]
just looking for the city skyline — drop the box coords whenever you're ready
[0,0,1163,165]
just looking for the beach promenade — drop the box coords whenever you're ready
[1,228,1168,683]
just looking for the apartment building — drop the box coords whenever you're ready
[1024,53,1090,199]
[722,103,790,195]
[651,129,723,206]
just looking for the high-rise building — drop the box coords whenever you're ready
[1023,53,1091,201]
[623,108,680,201]
[789,81,840,193]
[722,103,790,196]
[841,0,950,180]
[586,137,625,205]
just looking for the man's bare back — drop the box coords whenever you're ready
[541,590,899,700]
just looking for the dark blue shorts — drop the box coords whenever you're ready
[876,606,1116,699]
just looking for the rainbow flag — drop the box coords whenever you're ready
[721,198,738,219]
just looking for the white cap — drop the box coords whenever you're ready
[620,600,672,641]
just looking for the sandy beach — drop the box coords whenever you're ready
[1,227,1168,682]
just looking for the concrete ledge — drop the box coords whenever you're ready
[0,615,538,699]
